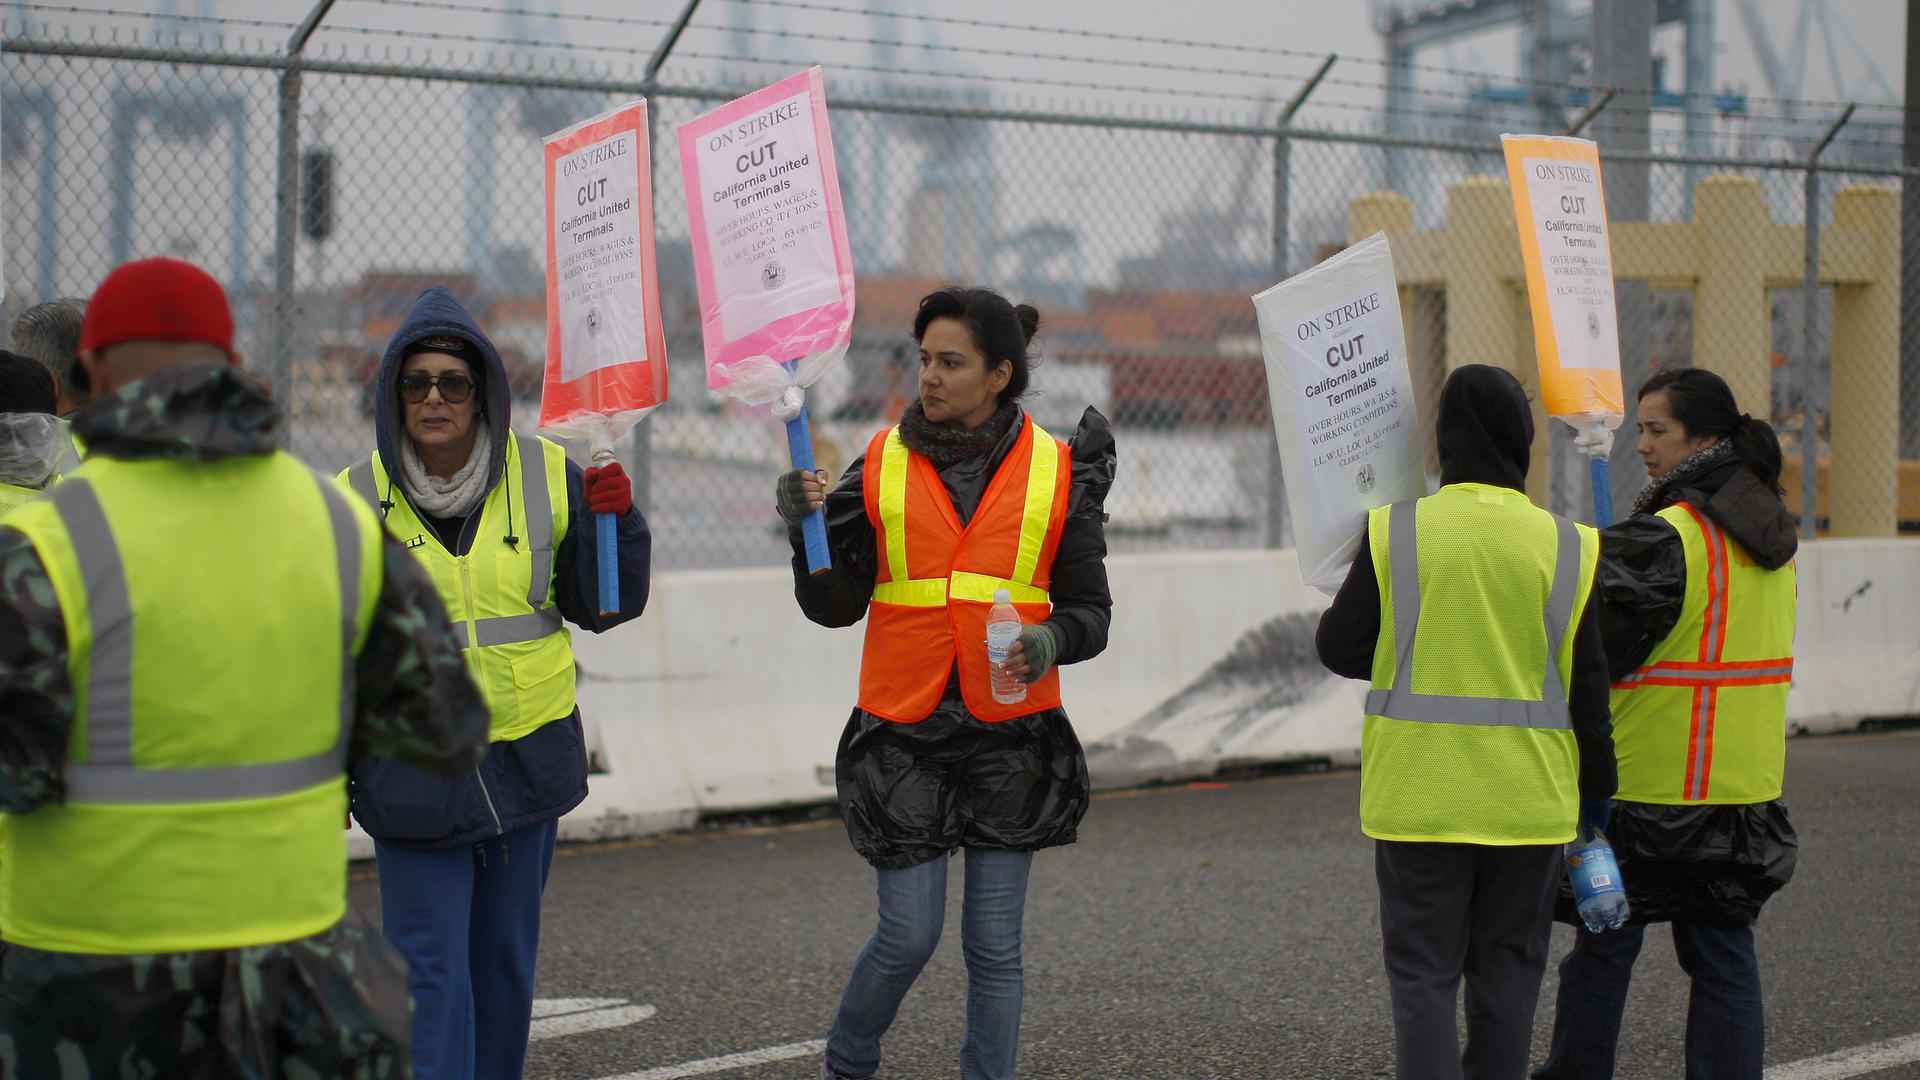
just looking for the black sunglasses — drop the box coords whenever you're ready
[398,373,475,404]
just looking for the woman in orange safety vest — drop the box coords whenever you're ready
[774,286,1115,1080]
[1536,366,1798,1080]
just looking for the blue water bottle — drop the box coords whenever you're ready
[1566,825,1630,932]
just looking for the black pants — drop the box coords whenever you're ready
[1376,840,1562,1080]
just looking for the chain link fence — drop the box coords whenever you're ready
[5,33,1913,568]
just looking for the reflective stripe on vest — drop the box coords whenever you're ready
[346,431,557,647]
[1364,498,1581,730]
[869,426,1060,608]
[50,476,358,804]
[1612,503,1794,803]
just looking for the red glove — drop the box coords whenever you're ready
[583,462,632,516]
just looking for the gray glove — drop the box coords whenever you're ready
[1017,623,1059,684]
[775,468,815,526]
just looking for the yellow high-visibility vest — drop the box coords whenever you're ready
[1,451,381,954]
[1611,503,1795,804]
[1360,483,1598,845]
[342,432,573,742]
[0,481,36,519]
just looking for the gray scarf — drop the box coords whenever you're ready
[399,415,494,519]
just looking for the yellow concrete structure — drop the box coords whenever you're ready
[1349,175,1902,535]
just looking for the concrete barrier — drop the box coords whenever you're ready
[346,538,1920,855]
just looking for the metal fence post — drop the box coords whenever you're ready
[623,0,703,518]
[270,64,300,396]
[1801,105,1855,540]
[1265,55,1335,549]
[269,1,337,397]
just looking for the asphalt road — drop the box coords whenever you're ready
[348,728,1920,1080]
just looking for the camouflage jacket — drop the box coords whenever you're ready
[0,361,489,813]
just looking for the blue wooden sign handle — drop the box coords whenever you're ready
[782,360,832,574]
[787,407,832,574]
[1590,456,1614,528]
[597,511,619,614]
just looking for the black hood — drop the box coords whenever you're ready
[376,286,511,493]
[1436,364,1533,491]
[1667,459,1799,571]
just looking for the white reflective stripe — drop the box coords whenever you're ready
[65,753,343,804]
[1617,662,1794,686]
[1010,425,1058,585]
[517,433,554,611]
[1688,686,1711,800]
[346,459,380,511]
[316,476,362,760]
[1697,511,1728,660]
[55,472,361,806]
[451,609,566,648]
[1365,498,1580,731]
[48,480,134,766]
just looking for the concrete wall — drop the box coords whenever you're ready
[347,540,1920,854]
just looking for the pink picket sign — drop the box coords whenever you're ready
[677,67,856,405]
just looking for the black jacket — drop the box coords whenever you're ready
[347,287,652,849]
[792,405,1115,869]
[1569,452,1799,928]
[1315,364,1616,809]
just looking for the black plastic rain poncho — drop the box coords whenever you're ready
[789,405,1115,870]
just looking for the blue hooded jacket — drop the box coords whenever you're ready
[348,286,651,848]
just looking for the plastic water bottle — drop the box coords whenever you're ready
[1565,825,1630,933]
[985,588,1027,705]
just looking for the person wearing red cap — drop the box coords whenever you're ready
[0,257,491,1077]
[338,284,652,1080]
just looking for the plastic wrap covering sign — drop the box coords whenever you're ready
[542,99,670,610]
[1499,135,1625,450]
[1253,232,1427,593]
[677,67,855,572]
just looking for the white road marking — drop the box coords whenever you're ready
[594,1038,829,1080]
[527,997,658,1042]
[1766,1032,1920,1080]
[562,1029,1920,1080]
[532,997,630,1018]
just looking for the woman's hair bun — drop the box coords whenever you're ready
[1014,304,1041,346]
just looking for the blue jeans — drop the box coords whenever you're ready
[826,848,1034,1080]
[1534,921,1764,1080]
[374,818,559,1080]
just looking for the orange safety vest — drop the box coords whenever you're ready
[858,415,1072,723]
[1610,502,1796,804]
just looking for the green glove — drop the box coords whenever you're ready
[1017,623,1059,684]
[775,469,813,526]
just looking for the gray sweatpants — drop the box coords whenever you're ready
[1375,839,1562,1080]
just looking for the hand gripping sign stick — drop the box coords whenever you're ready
[1501,134,1626,525]
[678,67,855,573]
[542,100,670,612]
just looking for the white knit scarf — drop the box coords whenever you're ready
[399,415,494,518]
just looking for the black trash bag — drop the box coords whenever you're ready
[1554,799,1797,929]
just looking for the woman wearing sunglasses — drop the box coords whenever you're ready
[336,285,652,1080]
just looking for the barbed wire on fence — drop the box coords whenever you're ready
[2,25,1913,567]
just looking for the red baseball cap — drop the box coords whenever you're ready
[79,257,234,356]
